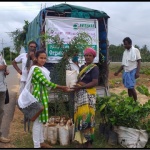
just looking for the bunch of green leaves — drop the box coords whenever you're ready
[145,68,150,77]
[136,84,150,97]
[136,84,150,134]
[97,89,150,130]
[26,27,104,117]
[34,29,93,116]
[8,20,29,53]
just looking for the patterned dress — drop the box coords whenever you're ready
[74,64,99,144]
[31,67,57,123]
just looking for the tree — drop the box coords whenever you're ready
[7,20,29,53]
[109,44,150,62]
[2,47,10,60]
[2,47,19,61]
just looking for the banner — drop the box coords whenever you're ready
[45,16,99,63]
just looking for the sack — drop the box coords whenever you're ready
[66,119,75,142]
[114,126,148,148]
[47,124,58,145]
[66,70,77,88]
[43,123,49,141]
[5,88,9,104]
[59,124,70,146]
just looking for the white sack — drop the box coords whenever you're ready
[47,125,58,145]
[43,123,49,141]
[66,70,77,88]
[59,125,70,146]
[114,126,148,148]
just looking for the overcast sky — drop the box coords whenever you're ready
[0,1,150,53]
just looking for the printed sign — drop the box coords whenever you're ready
[45,16,99,63]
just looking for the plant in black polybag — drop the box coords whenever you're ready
[97,87,150,143]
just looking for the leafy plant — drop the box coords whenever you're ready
[28,28,104,117]
[136,84,150,97]
[97,89,150,130]
[109,79,116,88]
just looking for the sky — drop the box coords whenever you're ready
[0,1,150,54]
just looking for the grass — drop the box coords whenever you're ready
[109,62,150,75]
[5,60,12,65]
[5,60,21,66]
[109,78,122,88]
[136,78,148,83]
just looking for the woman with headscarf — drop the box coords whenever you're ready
[70,47,99,148]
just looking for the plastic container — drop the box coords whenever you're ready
[99,31,107,41]
[100,49,106,54]
[100,43,107,49]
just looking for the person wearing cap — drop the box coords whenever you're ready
[70,47,99,148]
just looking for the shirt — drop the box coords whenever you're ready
[123,48,141,72]
[79,65,99,84]
[0,53,6,91]
[15,53,33,81]
[31,67,57,123]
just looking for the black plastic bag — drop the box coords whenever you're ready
[104,124,112,142]
[99,123,105,137]
[108,130,118,145]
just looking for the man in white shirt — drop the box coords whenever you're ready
[12,41,37,123]
[114,37,141,102]
[0,53,10,143]
[12,41,37,94]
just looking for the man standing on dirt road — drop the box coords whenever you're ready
[114,37,141,102]
[12,41,37,123]
[0,52,10,143]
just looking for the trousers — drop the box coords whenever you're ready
[32,116,44,148]
[0,91,6,137]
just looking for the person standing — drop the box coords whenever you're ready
[18,50,68,148]
[12,41,37,123]
[114,37,141,102]
[69,47,99,148]
[0,52,10,143]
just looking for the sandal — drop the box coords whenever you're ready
[40,143,53,148]
[75,144,83,148]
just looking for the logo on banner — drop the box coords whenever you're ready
[73,23,79,30]
[73,23,95,30]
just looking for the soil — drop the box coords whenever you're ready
[109,71,150,105]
